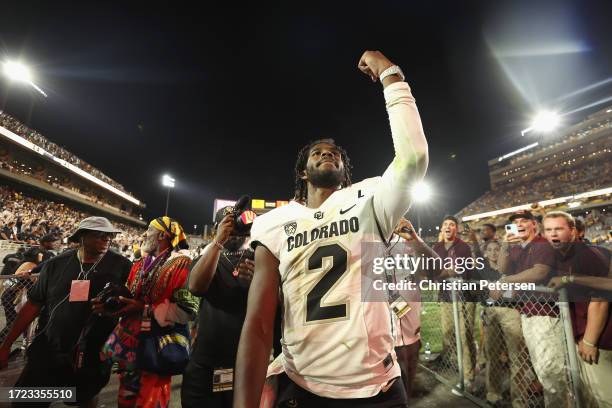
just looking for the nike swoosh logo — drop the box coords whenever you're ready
[339,204,356,215]
[358,190,364,198]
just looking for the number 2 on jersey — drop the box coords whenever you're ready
[305,243,350,324]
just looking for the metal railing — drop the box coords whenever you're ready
[419,280,595,408]
[0,240,33,252]
[0,275,38,356]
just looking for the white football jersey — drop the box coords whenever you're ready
[250,81,426,398]
[252,178,401,398]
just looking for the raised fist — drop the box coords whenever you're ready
[357,50,395,82]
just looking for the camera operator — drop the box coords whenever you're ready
[0,216,132,408]
[181,205,259,408]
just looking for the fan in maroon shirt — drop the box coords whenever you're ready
[494,210,556,316]
[542,212,611,361]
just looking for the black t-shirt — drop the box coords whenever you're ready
[27,249,132,356]
[191,250,252,367]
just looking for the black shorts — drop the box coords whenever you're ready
[276,374,408,408]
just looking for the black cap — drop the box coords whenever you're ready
[214,206,235,226]
[508,210,535,223]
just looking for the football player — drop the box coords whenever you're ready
[234,50,429,407]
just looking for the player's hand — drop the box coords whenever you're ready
[547,276,567,290]
[0,345,10,370]
[578,339,599,364]
[358,50,395,82]
[394,219,418,241]
[215,215,234,246]
[237,259,255,283]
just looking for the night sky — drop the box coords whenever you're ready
[1,1,611,232]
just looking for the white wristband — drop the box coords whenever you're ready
[379,65,405,82]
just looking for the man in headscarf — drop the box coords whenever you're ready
[97,216,198,408]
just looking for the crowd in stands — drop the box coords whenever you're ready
[0,150,139,218]
[0,185,144,255]
[457,118,612,244]
[461,159,612,216]
[583,208,612,244]
[0,112,134,196]
[493,116,612,169]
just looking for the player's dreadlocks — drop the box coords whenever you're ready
[293,138,353,203]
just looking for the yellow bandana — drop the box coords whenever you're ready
[150,216,188,250]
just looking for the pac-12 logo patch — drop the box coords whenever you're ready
[314,211,324,220]
[284,222,297,236]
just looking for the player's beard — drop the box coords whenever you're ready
[306,165,344,189]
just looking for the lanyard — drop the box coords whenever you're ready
[76,250,105,280]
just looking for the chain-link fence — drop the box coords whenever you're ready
[0,240,32,257]
[418,279,606,408]
[0,275,38,355]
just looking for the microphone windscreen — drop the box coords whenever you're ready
[234,195,251,213]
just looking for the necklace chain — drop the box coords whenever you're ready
[222,250,246,272]
[77,249,105,280]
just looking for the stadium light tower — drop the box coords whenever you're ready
[411,181,432,234]
[521,110,560,136]
[411,181,432,203]
[2,60,48,97]
[161,174,175,216]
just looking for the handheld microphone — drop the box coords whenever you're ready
[233,195,251,214]
[232,195,255,235]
